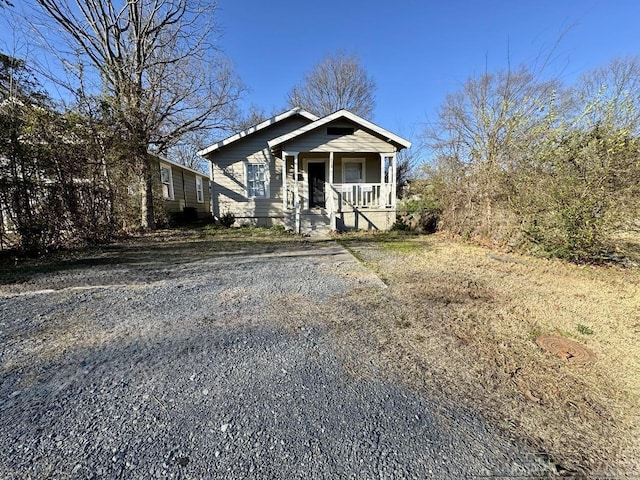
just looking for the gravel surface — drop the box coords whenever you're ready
[0,240,555,479]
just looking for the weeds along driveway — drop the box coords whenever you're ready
[0,233,553,479]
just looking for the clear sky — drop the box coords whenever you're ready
[2,0,639,151]
[215,0,640,146]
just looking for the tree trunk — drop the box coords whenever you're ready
[139,153,155,230]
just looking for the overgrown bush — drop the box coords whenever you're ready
[219,212,235,228]
[391,217,410,231]
[424,57,640,263]
[395,181,441,233]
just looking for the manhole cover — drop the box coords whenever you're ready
[536,335,597,365]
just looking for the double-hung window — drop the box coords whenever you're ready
[160,164,174,200]
[195,176,204,203]
[246,163,267,198]
[343,159,366,183]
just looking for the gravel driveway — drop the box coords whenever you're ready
[0,238,554,479]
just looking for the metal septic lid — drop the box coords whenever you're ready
[536,335,597,365]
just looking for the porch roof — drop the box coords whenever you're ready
[197,107,318,156]
[267,109,412,151]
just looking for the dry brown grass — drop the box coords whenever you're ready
[333,232,640,476]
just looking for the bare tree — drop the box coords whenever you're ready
[425,66,559,238]
[168,130,209,173]
[229,103,268,132]
[395,147,419,194]
[286,51,376,118]
[35,0,243,229]
[573,55,640,134]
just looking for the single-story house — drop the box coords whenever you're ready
[197,108,411,233]
[153,156,211,220]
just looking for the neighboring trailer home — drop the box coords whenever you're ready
[154,156,211,221]
[198,108,411,234]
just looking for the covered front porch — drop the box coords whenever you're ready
[281,151,397,233]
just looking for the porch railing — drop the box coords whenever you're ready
[286,182,393,210]
[335,183,392,208]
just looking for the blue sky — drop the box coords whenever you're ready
[216,0,640,145]
[2,0,639,151]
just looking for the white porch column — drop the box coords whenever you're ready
[379,153,385,208]
[329,151,335,230]
[293,152,300,233]
[208,157,215,219]
[391,152,397,207]
[282,154,287,213]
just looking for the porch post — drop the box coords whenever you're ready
[282,154,287,213]
[329,151,335,230]
[293,152,300,233]
[391,152,397,207]
[208,157,215,219]
[379,153,385,208]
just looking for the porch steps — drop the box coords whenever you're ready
[300,211,331,236]
[303,216,331,237]
[285,209,332,236]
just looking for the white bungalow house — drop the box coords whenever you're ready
[197,108,411,234]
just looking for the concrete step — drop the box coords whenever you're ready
[285,211,332,235]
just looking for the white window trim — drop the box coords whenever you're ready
[342,158,366,184]
[244,162,270,199]
[195,175,204,203]
[160,163,175,200]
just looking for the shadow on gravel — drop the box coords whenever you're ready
[1,316,553,479]
[0,235,339,290]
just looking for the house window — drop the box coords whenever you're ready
[195,176,204,203]
[343,159,366,183]
[246,163,268,198]
[160,164,174,200]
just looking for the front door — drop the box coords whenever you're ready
[308,162,326,208]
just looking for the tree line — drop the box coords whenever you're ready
[419,57,640,263]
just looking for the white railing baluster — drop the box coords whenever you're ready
[335,183,387,208]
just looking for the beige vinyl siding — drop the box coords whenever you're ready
[156,160,211,217]
[282,121,396,154]
[207,116,309,220]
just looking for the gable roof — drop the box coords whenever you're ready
[197,107,318,156]
[155,155,208,177]
[267,109,412,150]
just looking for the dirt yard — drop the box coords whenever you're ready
[337,231,640,476]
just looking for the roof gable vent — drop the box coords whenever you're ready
[327,126,354,135]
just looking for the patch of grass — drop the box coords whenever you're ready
[577,323,595,335]
[528,326,543,340]
[334,229,420,246]
[336,233,640,475]
[381,241,421,254]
